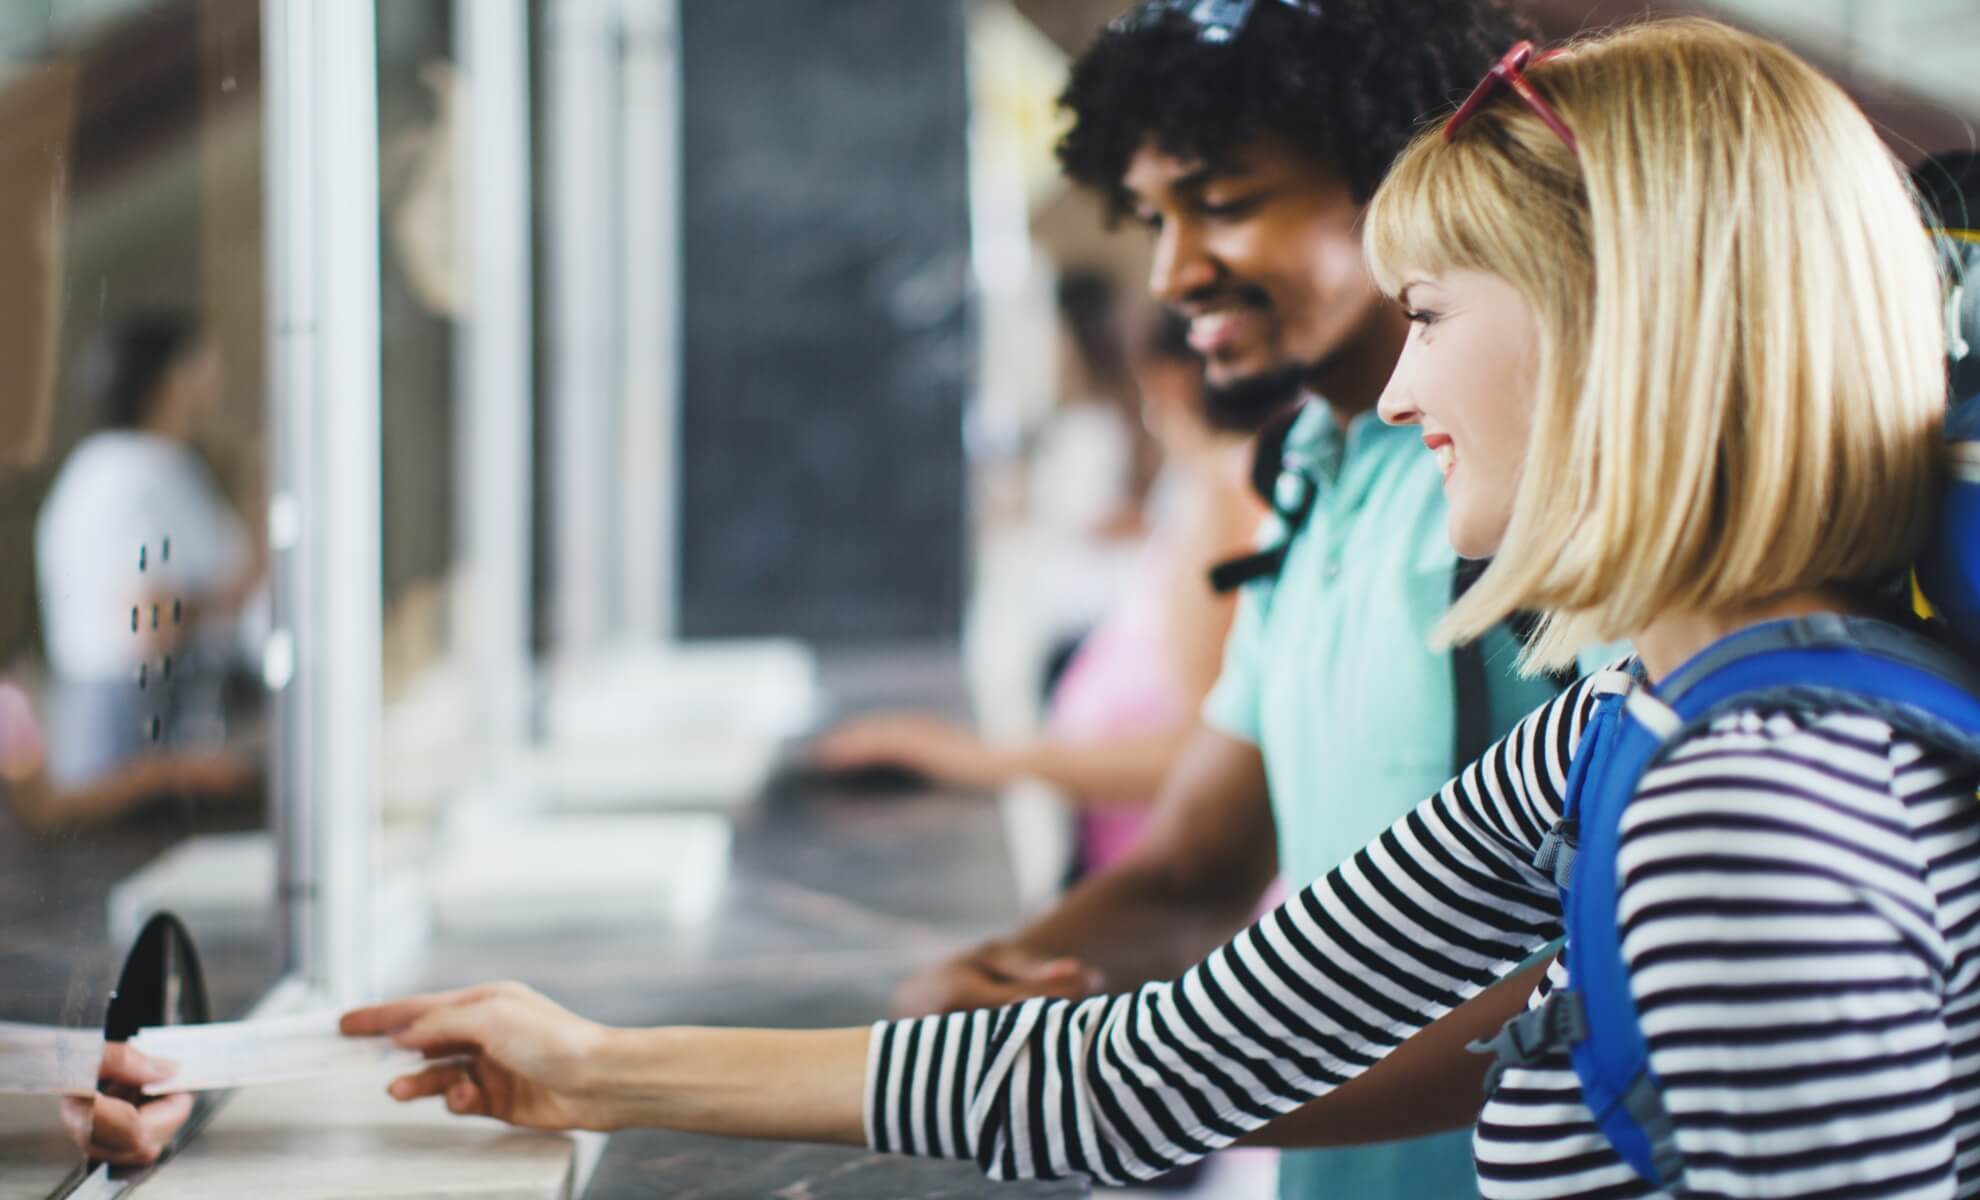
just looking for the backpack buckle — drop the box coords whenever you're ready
[1468,989,1588,1097]
[1533,819,1579,889]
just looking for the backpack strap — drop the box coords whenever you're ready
[1452,562,1576,776]
[1450,559,1494,773]
[1529,669,1636,891]
[1651,615,1980,751]
[1559,676,1684,1188]
[1207,413,1315,596]
[1475,615,1980,1192]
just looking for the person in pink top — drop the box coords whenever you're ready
[815,312,1262,877]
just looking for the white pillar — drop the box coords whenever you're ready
[456,0,536,745]
[263,0,383,1004]
[545,0,617,651]
[616,0,682,642]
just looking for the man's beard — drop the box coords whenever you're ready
[1202,362,1313,434]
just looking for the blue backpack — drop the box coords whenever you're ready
[1470,393,1980,1190]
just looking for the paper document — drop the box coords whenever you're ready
[0,1021,103,1096]
[131,1009,440,1096]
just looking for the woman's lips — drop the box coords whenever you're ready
[1423,433,1456,479]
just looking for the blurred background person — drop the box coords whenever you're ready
[29,310,258,814]
[815,309,1262,880]
[0,677,248,832]
[1026,270,1161,543]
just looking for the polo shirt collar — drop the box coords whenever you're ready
[1282,398,1413,489]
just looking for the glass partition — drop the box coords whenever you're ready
[0,0,276,1190]
[376,0,469,822]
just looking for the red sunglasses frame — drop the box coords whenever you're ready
[1444,40,1578,155]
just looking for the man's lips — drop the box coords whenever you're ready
[1187,308,1267,357]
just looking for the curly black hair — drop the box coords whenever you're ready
[1058,0,1533,214]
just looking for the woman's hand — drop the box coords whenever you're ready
[60,1042,195,1168]
[347,987,873,1146]
[810,713,1017,790]
[341,982,621,1132]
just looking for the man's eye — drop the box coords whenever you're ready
[1132,211,1163,232]
[1199,195,1261,219]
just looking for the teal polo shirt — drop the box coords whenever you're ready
[1204,403,1559,1200]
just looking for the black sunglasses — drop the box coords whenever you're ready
[1111,0,1324,45]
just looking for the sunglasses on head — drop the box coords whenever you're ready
[1111,0,1324,46]
[1445,40,1579,155]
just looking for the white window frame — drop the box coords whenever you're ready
[545,0,682,653]
[263,0,384,1006]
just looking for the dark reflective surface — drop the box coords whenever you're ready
[105,912,211,1042]
[0,1,276,1191]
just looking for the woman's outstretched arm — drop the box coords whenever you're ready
[342,983,871,1144]
[350,679,1597,1183]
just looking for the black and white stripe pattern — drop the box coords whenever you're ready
[865,671,1980,1197]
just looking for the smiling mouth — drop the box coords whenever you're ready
[1181,287,1274,358]
[1432,442,1456,475]
[1188,310,1261,357]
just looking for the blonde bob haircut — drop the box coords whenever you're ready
[1366,18,1947,673]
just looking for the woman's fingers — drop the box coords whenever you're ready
[385,1057,500,1121]
[445,1077,491,1117]
[392,998,502,1055]
[344,982,532,1038]
[341,987,479,1037]
[387,1062,472,1102]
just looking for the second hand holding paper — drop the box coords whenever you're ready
[131,1009,463,1096]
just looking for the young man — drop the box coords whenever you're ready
[890,2,1552,1195]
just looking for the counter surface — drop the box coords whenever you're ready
[422,650,1086,1199]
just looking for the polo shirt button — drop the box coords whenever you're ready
[1274,473,1306,511]
[1325,560,1341,581]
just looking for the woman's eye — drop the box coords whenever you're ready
[1404,308,1440,326]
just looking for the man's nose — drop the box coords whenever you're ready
[1148,222,1216,306]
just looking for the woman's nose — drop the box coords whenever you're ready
[1377,336,1422,427]
[1377,379,1419,427]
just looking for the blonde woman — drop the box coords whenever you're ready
[339,20,1974,1196]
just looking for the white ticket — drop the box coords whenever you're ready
[131,1009,438,1096]
[0,1020,103,1096]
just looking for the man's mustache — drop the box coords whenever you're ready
[1175,283,1273,316]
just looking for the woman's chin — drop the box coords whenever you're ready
[1447,519,1504,563]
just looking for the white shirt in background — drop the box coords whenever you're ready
[35,431,248,682]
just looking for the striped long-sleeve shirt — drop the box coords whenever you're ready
[866,670,1980,1197]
